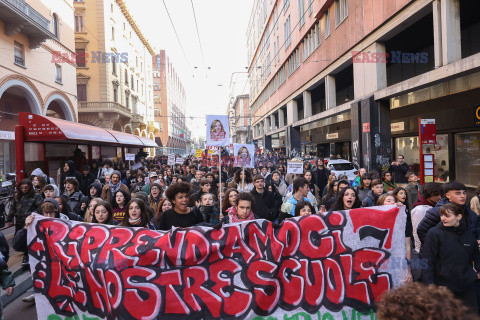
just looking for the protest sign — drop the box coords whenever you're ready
[131,162,142,170]
[167,154,175,166]
[287,160,304,174]
[28,205,406,320]
[233,143,255,168]
[206,115,229,147]
[195,149,202,158]
[125,153,135,161]
[175,157,184,164]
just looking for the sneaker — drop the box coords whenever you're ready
[22,294,35,303]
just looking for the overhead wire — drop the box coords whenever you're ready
[162,0,192,71]
[190,0,208,78]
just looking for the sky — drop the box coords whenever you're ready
[125,0,254,140]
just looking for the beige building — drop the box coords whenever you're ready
[74,0,157,143]
[0,0,77,174]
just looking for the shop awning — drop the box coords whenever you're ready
[137,135,158,147]
[19,112,158,148]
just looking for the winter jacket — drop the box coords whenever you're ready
[362,190,382,207]
[250,189,279,221]
[388,162,409,184]
[281,196,310,218]
[101,183,129,205]
[271,180,288,197]
[6,193,43,229]
[312,168,330,194]
[31,168,56,186]
[411,203,433,253]
[63,190,87,215]
[0,269,14,291]
[355,187,370,202]
[59,160,82,193]
[405,182,423,209]
[417,198,480,246]
[308,183,322,208]
[79,172,96,196]
[0,232,9,263]
[148,195,162,219]
[422,223,480,294]
[383,180,397,193]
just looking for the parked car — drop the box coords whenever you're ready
[326,159,358,181]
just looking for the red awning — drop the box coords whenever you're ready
[19,112,158,148]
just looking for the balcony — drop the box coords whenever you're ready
[79,101,132,119]
[132,113,147,130]
[0,0,55,48]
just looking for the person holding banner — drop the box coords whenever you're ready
[91,201,115,225]
[330,187,362,211]
[221,192,257,223]
[158,182,204,230]
[280,177,311,221]
[121,199,154,229]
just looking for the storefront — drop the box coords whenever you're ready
[390,88,480,187]
[299,111,352,160]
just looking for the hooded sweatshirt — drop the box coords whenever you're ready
[59,160,82,193]
[31,168,56,186]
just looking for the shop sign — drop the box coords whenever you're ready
[391,122,404,132]
[475,106,480,126]
[420,119,436,144]
[326,132,339,140]
[0,130,15,141]
[363,123,370,133]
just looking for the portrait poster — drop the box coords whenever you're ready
[206,115,230,147]
[233,143,255,168]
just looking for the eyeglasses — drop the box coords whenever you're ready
[151,187,160,191]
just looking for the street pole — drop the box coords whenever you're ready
[218,148,222,218]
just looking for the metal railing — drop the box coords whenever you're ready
[14,56,24,66]
[4,0,50,30]
[78,101,132,118]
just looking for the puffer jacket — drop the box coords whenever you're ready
[422,222,480,293]
[59,160,82,193]
[417,198,480,246]
[362,190,382,207]
[6,194,43,230]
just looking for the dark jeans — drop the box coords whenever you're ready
[456,285,478,314]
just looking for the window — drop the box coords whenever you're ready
[55,64,62,83]
[52,14,59,38]
[112,27,115,41]
[123,22,126,30]
[74,15,84,32]
[113,86,118,102]
[112,57,116,74]
[298,0,305,28]
[136,56,138,67]
[284,15,291,49]
[302,20,321,61]
[455,132,480,187]
[77,84,87,101]
[287,47,300,76]
[111,3,113,12]
[324,10,330,38]
[14,42,24,66]
[308,0,313,15]
[125,92,130,108]
[76,49,86,67]
[335,0,348,26]
[131,75,134,89]
[125,70,128,84]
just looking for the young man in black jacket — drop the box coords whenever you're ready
[79,165,95,196]
[417,181,480,247]
[388,155,409,184]
[312,158,330,193]
[250,175,279,221]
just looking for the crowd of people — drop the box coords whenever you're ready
[2,150,480,317]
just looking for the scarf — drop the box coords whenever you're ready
[129,217,142,226]
[109,181,121,196]
[228,206,255,223]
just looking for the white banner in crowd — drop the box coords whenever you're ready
[233,143,255,168]
[167,154,175,166]
[206,115,230,146]
[287,160,304,174]
[28,206,406,319]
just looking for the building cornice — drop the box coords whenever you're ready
[115,0,155,56]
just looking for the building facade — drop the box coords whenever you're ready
[74,0,157,146]
[228,94,252,144]
[0,0,77,175]
[248,0,480,187]
[152,50,188,155]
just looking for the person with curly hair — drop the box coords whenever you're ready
[157,182,204,230]
[377,282,480,320]
[233,168,254,192]
[121,199,153,229]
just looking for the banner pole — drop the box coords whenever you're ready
[218,148,222,218]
